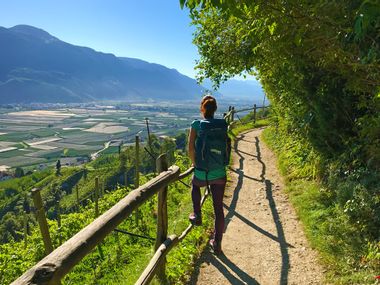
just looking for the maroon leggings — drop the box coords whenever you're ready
[192,181,226,243]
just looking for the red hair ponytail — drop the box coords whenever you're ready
[200,95,217,118]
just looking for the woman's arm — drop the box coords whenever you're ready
[188,127,197,166]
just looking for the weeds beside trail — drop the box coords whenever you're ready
[263,126,380,284]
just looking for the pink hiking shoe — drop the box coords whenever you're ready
[189,212,202,226]
[209,239,222,255]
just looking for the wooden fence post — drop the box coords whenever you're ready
[76,185,80,210]
[134,135,140,225]
[262,94,266,118]
[95,177,99,217]
[23,211,28,249]
[253,104,257,124]
[231,106,235,122]
[227,106,232,124]
[145,117,152,151]
[56,200,62,245]
[155,153,169,283]
[94,177,104,259]
[83,166,87,181]
[31,188,53,255]
[135,135,140,189]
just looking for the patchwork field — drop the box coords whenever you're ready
[0,104,200,170]
[0,100,249,170]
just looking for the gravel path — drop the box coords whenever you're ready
[189,128,325,285]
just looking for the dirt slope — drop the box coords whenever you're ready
[189,128,325,285]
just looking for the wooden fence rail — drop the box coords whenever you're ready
[233,105,267,114]
[224,104,269,125]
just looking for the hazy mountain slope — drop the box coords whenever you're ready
[202,78,265,103]
[0,25,203,103]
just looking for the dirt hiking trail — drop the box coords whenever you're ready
[189,128,325,285]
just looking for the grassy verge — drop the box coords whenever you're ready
[262,126,380,285]
[229,118,269,138]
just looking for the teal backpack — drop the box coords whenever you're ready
[195,118,230,172]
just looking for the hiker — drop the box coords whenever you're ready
[188,95,230,255]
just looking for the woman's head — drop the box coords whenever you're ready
[200,95,217,119]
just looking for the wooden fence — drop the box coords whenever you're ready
[224,104,269,125]
[12,104,269,285]
[12,154,199,285]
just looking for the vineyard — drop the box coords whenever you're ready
[0,134,211,284]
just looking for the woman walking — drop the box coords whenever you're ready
[188,95,229,255]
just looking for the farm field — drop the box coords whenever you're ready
[0,101,238,170]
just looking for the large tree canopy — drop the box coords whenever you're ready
[181,0,379,166]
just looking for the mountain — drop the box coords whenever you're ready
[202,78,265,104]
[0,25,204,104]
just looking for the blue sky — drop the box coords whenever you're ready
[0,0,201,78]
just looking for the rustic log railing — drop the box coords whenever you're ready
[225,104,269,125]
[12,159,195,285]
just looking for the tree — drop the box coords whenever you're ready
[0,212,21,242]
[14,167,24,178]
[181,0,380,166]
[175,132,187,151]
[56,160,61,176]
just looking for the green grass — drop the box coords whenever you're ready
[0,149,33,159]
[0,156,46,168]
[101,146,119,155]
[229,118,270,138]
[0,128,58,142]
[38,150,64,159]
[262,126,380,284]
[0,132,31,142]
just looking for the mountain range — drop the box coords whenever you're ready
[0,25,263,104]
[202,79,265,103]
[0,25,206,104]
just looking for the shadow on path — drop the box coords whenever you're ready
[265,179,290,285]
[255,135,290,285]
[188,248,260,285]
[228,167,263,183]
[255,136,266,182]
[223,204,294,248]
[224,135,246,230]
[188,132,290,285]
[210,253,260,285]
[235,149,257,158]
